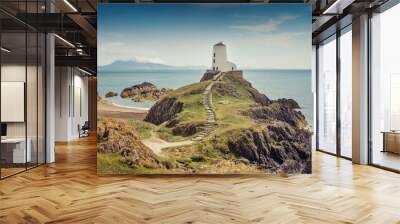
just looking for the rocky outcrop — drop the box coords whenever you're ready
[144,97,184,125]
[227,70,244,79]
[223,92,310,173]
[226,125,311,174]
[222,71,271,105]
[245,102,307,129]
[201,70,271,105]
[172,122,205,137]
[120,82,172,102]
[200,70,219,81]
[105,91,118,98]
[248,88,271,106]
[97,118,162,169]
[274,98,301,109]
[213,82,240,98]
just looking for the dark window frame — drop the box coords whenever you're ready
[315,24,353,161]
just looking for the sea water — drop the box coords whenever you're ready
[98,69,313,125]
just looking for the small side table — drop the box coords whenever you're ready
[381,131,400,154]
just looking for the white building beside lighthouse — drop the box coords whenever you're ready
[211,42,237,72]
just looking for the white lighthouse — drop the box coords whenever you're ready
[211,42,237,72]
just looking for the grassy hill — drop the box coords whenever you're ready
[98,70,311,174]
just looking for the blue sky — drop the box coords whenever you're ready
[98,4,311,69]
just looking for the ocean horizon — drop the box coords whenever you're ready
[98,69,313,126]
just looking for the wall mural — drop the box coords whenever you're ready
[97,3,313,175]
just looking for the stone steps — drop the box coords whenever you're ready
[193,72,224,141]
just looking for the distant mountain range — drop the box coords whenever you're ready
[98,60,208,72]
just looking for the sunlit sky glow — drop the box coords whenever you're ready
[98,4,311,69]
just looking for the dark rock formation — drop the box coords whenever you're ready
[247,88,271,106]
[201,70,219,81]
[144,97,184,125]
[172,122,205,137]
[245,102,307,129]
[105,91,118,98]
[274,98,301,109]
[120,82,172,102]
[226,125,311,174]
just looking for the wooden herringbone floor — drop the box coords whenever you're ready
[1,136,400,224]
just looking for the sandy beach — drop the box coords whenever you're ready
[98,99,148,120]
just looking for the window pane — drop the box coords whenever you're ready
[371,4,400,171]
[340,29,352,158]
[318,37,337,154]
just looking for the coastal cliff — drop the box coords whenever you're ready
[142,70,311,174]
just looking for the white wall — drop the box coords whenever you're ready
[55,67,69,141]
[55,67,89,141]
[71,73,89,138]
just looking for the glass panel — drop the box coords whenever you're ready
[312,45,317,151]
[27,31,38,169]
[340,28,352,158]
[318,36,337,154]
[26,0,39,169]
[38,33,46,165]
[371,4,400,171]
[1,31,27,177]
[0,1,46,179]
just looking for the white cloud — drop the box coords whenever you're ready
[230,20,280,33]
[135,56,166,64]
[257,32,306,48]
[229,15,298,34]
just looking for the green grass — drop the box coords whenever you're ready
[127,119,155,139]
[171,81,209,124]
[97,152,181,174]
[211,81,257,136]
[178,74,256,135]
[157,125,187,142]
[155,81,210,141]
[155,73,260,143]
[97,153,138,174]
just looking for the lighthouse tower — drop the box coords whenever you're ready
[211,42,237,72]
